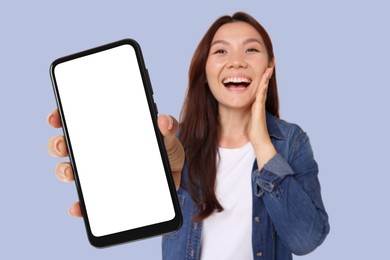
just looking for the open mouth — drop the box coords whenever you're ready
[222,77,252,89]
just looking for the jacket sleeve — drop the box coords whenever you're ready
[252,128,330,255]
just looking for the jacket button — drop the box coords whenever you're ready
[254,216,260,223]
[256,251,263,257]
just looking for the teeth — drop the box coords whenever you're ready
[223,77,252,84]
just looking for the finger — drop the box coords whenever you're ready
[158,114,179,139]
[157,114,185,174]
[47,108,62,128]
[48,135,69,157]
[55,162,74,182]
[165,136,185,173]
[68,201,83,218]
[256,67,274,101]
[158,115,180,153]
[260,67,273,88]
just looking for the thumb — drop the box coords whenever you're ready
[157,114,184,174]
[158,114,179,139]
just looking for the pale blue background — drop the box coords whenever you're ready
[1,0,389,259]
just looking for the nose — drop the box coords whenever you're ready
[227,53,247,69]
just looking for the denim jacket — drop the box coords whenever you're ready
[162,113,330,260]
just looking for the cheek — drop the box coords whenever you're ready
[251,56,270,76]
[252,66,269,87]
[205,61,216,82]
[205,57,225,81]
[257,64,269,76]
[207,81,222,100]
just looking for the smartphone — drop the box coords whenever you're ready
[50,39,182,247]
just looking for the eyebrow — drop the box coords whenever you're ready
[211,38,263,47]
[243,38,263,45]
[211,40,229,46]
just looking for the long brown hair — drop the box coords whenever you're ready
[179,12,279,221]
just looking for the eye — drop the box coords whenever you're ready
[246,48,260,53]
[213,49,227,54]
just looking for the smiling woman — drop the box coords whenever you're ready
[163,12,330,260]
[48,11,329,260]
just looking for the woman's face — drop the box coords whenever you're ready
[206,21,273,111]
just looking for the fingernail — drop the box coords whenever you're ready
[47,113,54,125]
[267,70,272,79]
[167,115,174,130]
[54,138,65,155]
[68,207,74,216]
[59,165,69,179]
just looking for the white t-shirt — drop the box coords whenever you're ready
[200,142,256,260]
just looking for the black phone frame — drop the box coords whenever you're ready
[50,38,182,248]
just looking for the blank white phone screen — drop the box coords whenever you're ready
[54,44,175,237]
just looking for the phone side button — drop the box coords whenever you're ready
[154,102,159,114]
[146,69,154,95]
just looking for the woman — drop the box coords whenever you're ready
[48,12,329,260]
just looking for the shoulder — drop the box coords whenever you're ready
[266,112,307,142]
[266,112,314,163]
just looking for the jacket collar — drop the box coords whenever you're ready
[266,111,284,140]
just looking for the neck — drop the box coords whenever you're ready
[219,106,251,148]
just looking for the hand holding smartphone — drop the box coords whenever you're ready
[50,39,182,247]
